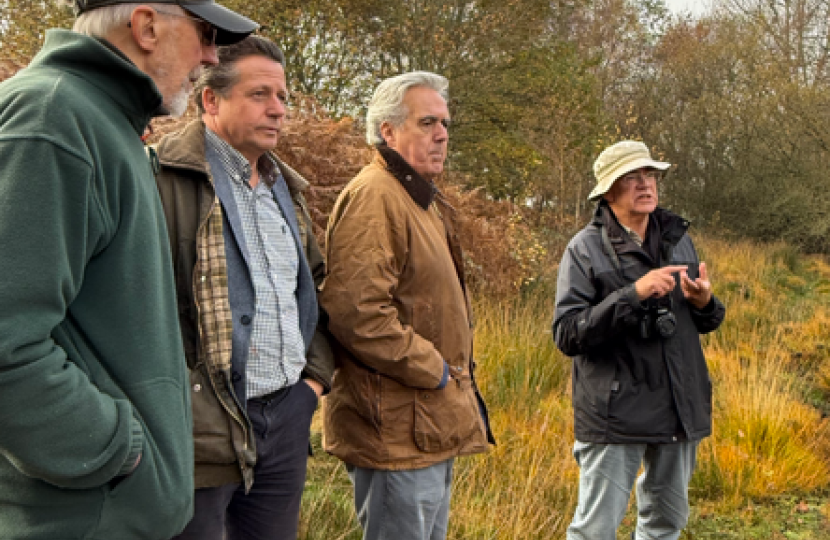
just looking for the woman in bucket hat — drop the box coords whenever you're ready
[552,141,726,540]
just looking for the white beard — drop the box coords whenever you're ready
[167,86,190,117]
[155,63,201,117]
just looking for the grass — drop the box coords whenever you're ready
[299,236,830,539]
[618,494,830,539]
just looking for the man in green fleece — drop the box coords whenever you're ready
[0,1,256,539]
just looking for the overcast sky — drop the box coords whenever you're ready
[664,0,711,17]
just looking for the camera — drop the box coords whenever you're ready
[640,297,676,339]
[654,307,677,338]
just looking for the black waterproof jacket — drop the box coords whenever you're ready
[553,202,725,444]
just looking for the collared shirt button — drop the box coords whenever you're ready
[422,393,431,400]
[200,275,207,282]
[672,436,677,442]
[455,366,463,372]
[193,384,202,392]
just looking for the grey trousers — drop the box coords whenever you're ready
[566,440,699,540]
[347,459,455,540]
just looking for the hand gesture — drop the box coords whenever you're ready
[635,265,687,301]
[680,262,712,309]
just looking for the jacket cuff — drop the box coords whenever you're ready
[116,415,144,477]
[301,368,331,395]
[691,295,716,314]
[623,283,646,310]
[435,361,450,390]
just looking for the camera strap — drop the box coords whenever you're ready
[599,225,622,273]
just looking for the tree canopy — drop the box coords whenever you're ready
[4,0,830,252]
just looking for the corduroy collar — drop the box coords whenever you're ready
[376,144,437,210]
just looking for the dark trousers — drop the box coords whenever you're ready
[172,381,319,540]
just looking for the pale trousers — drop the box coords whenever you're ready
[347,459,454,540]
[566,440,699,540]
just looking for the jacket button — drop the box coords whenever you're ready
[193,384,202,392]
[232,371,242,383]
[422,393,431,400]
[241,315,252,325]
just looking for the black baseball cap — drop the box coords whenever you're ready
[75,0,259,45]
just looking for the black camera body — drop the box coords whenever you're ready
[640,298,676,339]
[654,307,677,338]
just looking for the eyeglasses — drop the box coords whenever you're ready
[155,9,218,47]
[619,170,659,186]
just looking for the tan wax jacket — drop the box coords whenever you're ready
[321,147,493,470]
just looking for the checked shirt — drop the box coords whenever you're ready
[205,129,306,399]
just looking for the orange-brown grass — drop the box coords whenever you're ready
[445,294,576,538]
[696,343,830,504]
[692,238,830,508]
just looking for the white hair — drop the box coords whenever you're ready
[72,3,145,38]
[365,71,449,146]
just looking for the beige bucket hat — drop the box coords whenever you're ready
[588,141,671,201]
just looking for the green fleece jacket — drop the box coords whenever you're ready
[0,30,193,539]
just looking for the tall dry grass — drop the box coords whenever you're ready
[300,236,830,538]
[692,239,830,507]
[446,292,576,539]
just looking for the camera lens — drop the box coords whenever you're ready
[655,309,676,338]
